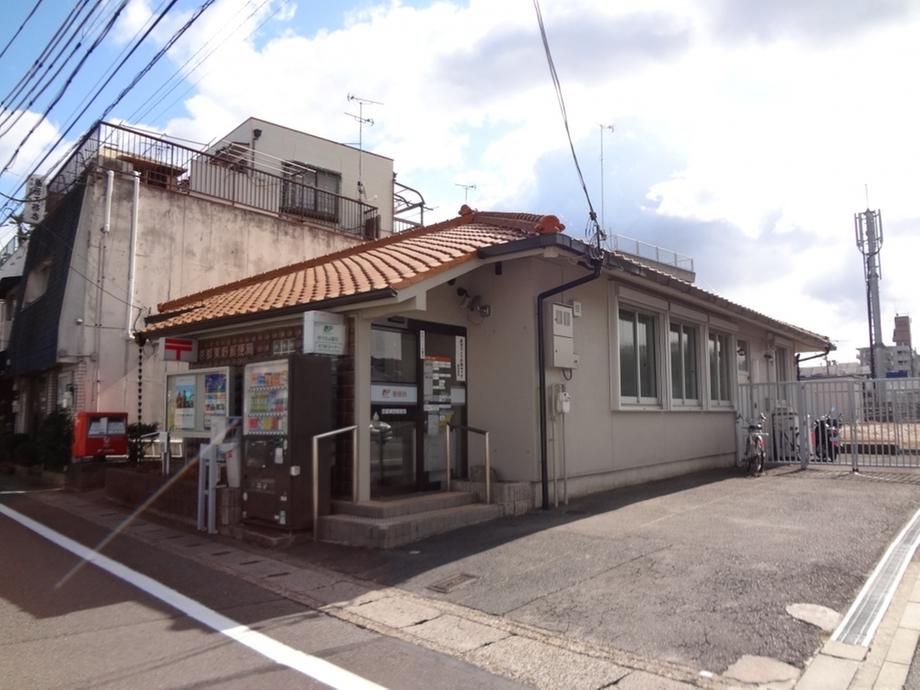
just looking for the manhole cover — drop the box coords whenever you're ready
[427,573,478,594]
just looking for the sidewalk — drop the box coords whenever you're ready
[17,471,920,690]
[796,558,920,690]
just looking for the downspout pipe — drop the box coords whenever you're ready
[94,169,115,410]
[125,171,140,337]
[537,256,602,509]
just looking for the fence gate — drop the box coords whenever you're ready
[736,378,920,470]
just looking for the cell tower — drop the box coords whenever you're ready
[855,207,884,378]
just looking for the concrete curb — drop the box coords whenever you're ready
[795,560,920,690]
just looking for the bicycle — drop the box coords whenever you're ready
[737,413,767,476]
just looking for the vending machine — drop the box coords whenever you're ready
[241,354,334,530]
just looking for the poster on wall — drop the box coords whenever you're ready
[173,376,196,430]
[203,373,227,431]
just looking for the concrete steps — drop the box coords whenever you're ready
[319,494,502,549]
[330,491,475,519]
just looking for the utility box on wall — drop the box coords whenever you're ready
[547,303,577,369]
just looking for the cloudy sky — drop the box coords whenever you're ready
[2,0,919,360]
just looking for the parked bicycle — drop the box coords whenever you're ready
[737,413,767,476]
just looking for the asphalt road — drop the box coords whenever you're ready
[284,466,920,674]
[0,486,526,690]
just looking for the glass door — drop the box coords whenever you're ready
[370,321,468,497]
[370,326,420,497]
[421,329,467,485]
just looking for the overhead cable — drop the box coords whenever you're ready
[0,0,217,224]
[0,0,130,180]
[0,0,92,115]
[0,0,48,63]
[0,1,105,138]
[532,0,605,251]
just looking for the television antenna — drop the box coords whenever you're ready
[455,183,477,203]
[346,93,383,199]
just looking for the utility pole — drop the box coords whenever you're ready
[599,124,614,234]
[346,93,383,200]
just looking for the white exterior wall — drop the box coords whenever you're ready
[58,173,363,425]
[204,118,394,235]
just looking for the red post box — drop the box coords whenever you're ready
[72,412,129,460]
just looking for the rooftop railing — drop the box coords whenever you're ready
[608,233,694,273]
[48,121,380,239]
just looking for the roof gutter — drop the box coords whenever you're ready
[139,287,398,339]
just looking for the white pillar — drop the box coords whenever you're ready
[353,316,372,501]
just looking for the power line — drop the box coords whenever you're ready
[0,0,47,63]
[0,0,130,180]
[0,1,105,138]
[532,0,604,250]
[0,0,92,114]
[140,0,282,125]
[128,0,270,124]
[0,0,217,225]
[69,0,174,126]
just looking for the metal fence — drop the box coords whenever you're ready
[47,121,380,238]
[737,378,920,470]
[608,233,694,273]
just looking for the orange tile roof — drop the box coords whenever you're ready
[142,207,565,335]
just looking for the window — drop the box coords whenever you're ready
[708,332,732,403]
[736,339,750,384]
[776,346,789,382]
[23,259,51,306]
[669,322,699,404]
[619,308,658,403]
[281,161,341,222]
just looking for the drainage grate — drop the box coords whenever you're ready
[211,550,232,556]
[239,559,262,566]
[833,508,920,647]
[427,573,478,594]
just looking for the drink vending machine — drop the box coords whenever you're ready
[241,354,334,530]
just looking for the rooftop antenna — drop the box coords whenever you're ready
[855,196,885,379]
[599,123,614,233]
[346,93,383,200]
[455,183,477,203]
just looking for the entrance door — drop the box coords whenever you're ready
[370,320,467,497]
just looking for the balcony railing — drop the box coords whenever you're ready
[608,233,694,273]
[47,121,380,239]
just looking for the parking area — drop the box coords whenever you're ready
[294,466,920,675]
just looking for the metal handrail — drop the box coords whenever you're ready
[445,423,491,504]
[312,424,358,542]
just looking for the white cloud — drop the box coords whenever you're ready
[145,0,920,359]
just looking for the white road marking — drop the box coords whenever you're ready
[0,503,388,690]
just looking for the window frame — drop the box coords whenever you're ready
[708,330,733,405]
[280,161,341,222]
[669,320,701,407]
[617,305,661,407]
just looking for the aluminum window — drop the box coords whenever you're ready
[280,161,341,222]
[669,321,699,404]
[619,308,658,404]
[708,332,732,403]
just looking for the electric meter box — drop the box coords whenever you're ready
[546,303,577,369]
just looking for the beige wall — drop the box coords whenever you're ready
[59,172,363,425]
[369,255,742,501]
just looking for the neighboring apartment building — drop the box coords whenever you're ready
[857,315,920,378]
[4,118,399,433]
